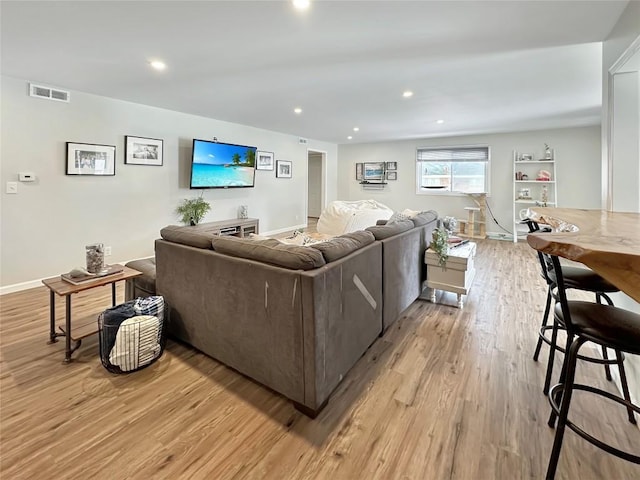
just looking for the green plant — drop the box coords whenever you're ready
[175,193,211,225]
[430,227,450,268]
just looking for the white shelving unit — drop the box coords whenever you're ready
[512,150,557,242]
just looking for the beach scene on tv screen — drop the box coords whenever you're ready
[192,142,256,187]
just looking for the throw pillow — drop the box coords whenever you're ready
[387,211,410,224]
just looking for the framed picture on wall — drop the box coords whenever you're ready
[256,151,274,170]
[125,135,163,166]
[356,163,363,181]
[387,171,397,181]
[363,162,385,181]
[386,161,397,171]
[66,142,116,176]
[276,160,292,178]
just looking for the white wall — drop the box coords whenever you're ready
[602,2,640,408]
[602,0,640,210]
[0,75,338,289]
[611,71,640,212]
[337,126,601,234]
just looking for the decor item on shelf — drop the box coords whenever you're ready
[276,160,292,178]
[519,153,533,162]
[540,185,549,205]
[442,216,458,234]
[544,143,553,160]
[517,188,531,200]
[238,205,248,219]
[536,169,551,181]
[515,171,529,180]
[430,227,450,268]
[125,136,163,166]
[66,142,116,176]
[86,243,105,274]
[256,151,274,171]
[175,193,211,225]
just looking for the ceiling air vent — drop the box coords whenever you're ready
[29,83,70,103]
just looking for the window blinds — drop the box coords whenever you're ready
[417,146,489,162]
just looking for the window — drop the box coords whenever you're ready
[416,146,489,194]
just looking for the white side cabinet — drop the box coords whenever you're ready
[512,150,558,242]
[425,242,477,309]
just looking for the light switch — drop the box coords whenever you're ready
[6,182,18,194]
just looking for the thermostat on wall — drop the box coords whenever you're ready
[19,172,36,182]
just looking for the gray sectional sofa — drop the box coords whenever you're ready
[153,210,437,417]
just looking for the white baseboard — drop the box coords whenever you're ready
[262,223,307,237]
[486,231,516,241]
[0,278,46,295]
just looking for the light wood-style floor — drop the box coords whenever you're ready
[1,239,639,479]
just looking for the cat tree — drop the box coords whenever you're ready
[457,193,487,239]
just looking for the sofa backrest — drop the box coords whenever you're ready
[160,225,215,249]
[211,235,326,270]
[365,219,414,239]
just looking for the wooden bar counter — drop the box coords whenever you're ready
[526,207,640,303]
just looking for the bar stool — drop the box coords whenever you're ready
[524,220,620,394]
[544,254,639,479]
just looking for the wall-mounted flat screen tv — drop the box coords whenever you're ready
[190,139,256,189]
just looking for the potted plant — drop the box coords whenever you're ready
[430,226,450,268]
[176,193,211,226]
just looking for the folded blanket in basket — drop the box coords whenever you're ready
[109,315,161,371]
[101,296,165,372]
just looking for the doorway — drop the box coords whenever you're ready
[307,150,326,225]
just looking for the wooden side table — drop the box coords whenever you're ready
[42,264,142,362]
[425,242,477,309]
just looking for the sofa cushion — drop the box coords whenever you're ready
[365,219,414,240]
[211,236,326,270]
[410,210,438,227]
[160,225,214,249]
[311,231,375,263]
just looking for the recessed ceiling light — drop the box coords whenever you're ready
[294,107,302,114]
[347,136,353,140]
[353,127,359,132]
[293,0,310,10]
[402,90,413,98]
[436,119,445,124]
[149,60,166,71]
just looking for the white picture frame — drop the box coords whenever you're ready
[256,151,275,170]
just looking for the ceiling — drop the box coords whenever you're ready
[0,1,629,144]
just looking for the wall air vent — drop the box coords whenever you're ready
[299,137,308,145]
[29,83,70,103]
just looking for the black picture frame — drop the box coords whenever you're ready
[125,135,163,166]
[276,160,292,178]
[66,142,116,176]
